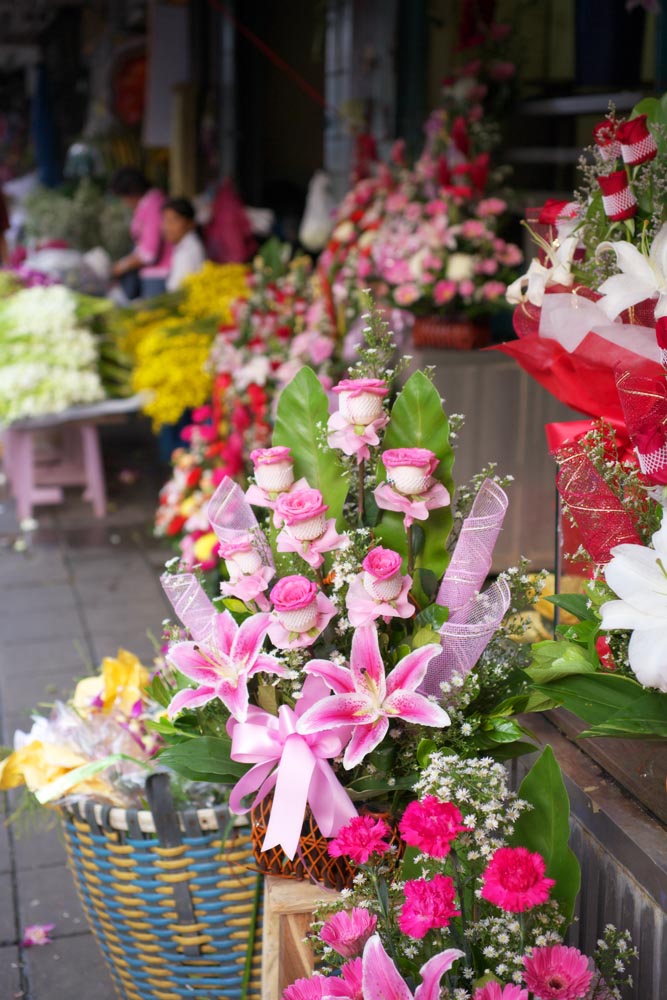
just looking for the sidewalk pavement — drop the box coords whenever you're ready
[0,422,172,999]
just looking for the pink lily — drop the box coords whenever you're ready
[167,610,285,723]
[298,624,449,769]
[349,934,463,1000]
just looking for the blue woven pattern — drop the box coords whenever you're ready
[62,812,262,1000]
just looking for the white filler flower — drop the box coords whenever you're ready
[600,519,667,691]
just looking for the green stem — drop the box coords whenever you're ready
[358,459,365,524]
[407,525,414,576]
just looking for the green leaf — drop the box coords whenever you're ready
[399,845,423,881]
[411,626,440,649]
[484,740,537,762]
[418,570,440,603]
[480,717,526,744]
[416,738,437,768]
[544,593,596,622]
[527,640,597,684]
[157,736,248,784]
[579,688,667,739]
[345,773,417,799]
[375,371,455,599]
[273,367,349,526]
[509,746,580,926]
[534,673,645,725]
[415,603,449,630]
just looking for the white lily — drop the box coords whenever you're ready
[596,223,667,320]
[600,519,667,692]
[506,235,578,307]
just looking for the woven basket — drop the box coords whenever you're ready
[412,315,491,350]
[250,795,403,891]
[61,774,262,1000]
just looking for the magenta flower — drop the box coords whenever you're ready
[345,572,413,628]
[359,934,463,1000]
[374,448,450,527]
[473,984,528,1000]
[324,958,363,999]
[167,610,285,723]
[523,945,593,1000]
[298,624,449,769]
[282,976,328,1000]
[320,908,378,958]
[398,875,460,939]
[328,815,392,864]
[481,846,555,913]
[21,923,55,947]
[399,797,471,858]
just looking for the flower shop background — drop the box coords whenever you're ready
[2,1,667,1000]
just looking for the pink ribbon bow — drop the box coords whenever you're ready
[228,676,357,859]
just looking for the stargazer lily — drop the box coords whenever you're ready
[167,610,285,723]
[344,934,463,1000]
[297,623,449,769]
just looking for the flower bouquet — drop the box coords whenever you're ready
[499,97,667,427]
[152,305,544,886]
[282,748,636,1000]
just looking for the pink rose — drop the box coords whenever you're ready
[362,547,404,600]
[382,448,438,495]
[250,447,294,492]
[218,533,263,576]
[271,575,319,633]
[275,488,328,539]
[332,378,388,425]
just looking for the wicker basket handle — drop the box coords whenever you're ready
[146,773,201,958]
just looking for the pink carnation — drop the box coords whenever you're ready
[458,279,475,298]
[394,282,421,306]
[482,280,507,300]
[328,815,391,865]
[523,945,593,1000]
[398,875,460,939]
[399,796,471,857]
[481,846,555,913]
[473,984,528,1000]
[477,197,507,217]
[433,279,457,305]
[320,908,377,958]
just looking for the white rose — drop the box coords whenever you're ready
[446,253,475,282]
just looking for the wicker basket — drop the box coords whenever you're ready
[250,795,403,891]
[61,774,262,1000]
[412,315,491,350]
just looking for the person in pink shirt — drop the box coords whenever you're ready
[110,167,172,298]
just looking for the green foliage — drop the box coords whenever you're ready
[536,673,667,738]
[543,593,596,622]
[509,746,580,927]
[157,735,248,784]
[273,367,349,527]
[375,370,455,601]
[526,639,597,685]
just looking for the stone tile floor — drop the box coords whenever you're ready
[0,421,172,999]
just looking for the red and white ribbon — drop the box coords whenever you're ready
[621,133,658,166]
[598,170,637,221]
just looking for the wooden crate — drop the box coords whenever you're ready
[261,877,338,1000]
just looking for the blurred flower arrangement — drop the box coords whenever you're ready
[150,304,544,879]
[0,284,107,424]
[23,178,133,259]
[154,247,338,565]
[0,650,159,809]
[320,55,522,330]
[287,749,636,1000]
[115,261,250,430]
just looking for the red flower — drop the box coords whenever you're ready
[538,199,576,226]
[451,116,470,157]
[399,797,471,858]
[397,875,460,938]
[656,316,667,350]
[166,515,187,537]
[328,815,391,865]
[186,468,202,489]
[595,635,616,672]
[616,114,658,166]
[481,846,555,913]
[597,170,637,221]
[593,120,621,161]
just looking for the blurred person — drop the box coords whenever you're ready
[161,197,206,292]
[109,167,171,297]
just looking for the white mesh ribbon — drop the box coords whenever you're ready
[421,479,511,696]
[161,572,216,643]
[207,476,274,567]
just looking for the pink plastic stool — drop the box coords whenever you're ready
[2,421,107,521]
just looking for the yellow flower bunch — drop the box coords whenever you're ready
[179,261,248,323]
[131,318,215,429]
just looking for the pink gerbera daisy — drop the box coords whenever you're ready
[320,908,377,959]
[282,975,328,1000]
[523,945,593,1000]
[473,983,528,1000]
[328,815,391,865]
[397,874,460,939]
[399,796,471,857]
[481,846,555,913]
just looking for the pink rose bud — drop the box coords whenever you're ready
[382,448,439,495]
[616,113,658,166]
[332,378,388,425]
[362,546,404,600]
[271,575,319,632]
[275,488,329,540]
[250,446,294,492]
[597,170,637,222]
[218,533,263,575]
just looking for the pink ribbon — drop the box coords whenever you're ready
[160,572,216,642]
[229,676,357,859]
[421,479,510,695]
